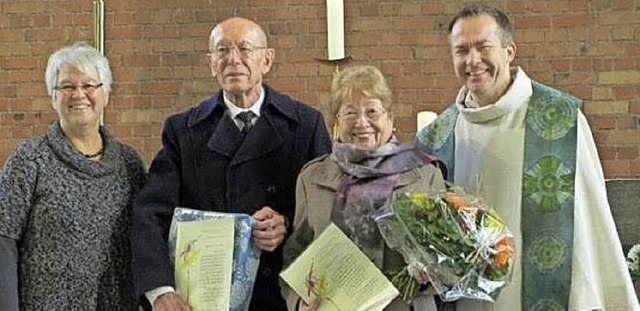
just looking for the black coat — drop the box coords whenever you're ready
[131,85,331,310]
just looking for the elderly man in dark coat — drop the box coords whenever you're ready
[131,17,331,311]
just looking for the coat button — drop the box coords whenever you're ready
[262,267,272,277]
[266,185,277,194]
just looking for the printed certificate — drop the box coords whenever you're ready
[170,208,261,311]
[280,223,399,311]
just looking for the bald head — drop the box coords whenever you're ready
[206,17,275,107]
[209,17,268,51]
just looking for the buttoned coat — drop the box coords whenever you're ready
[132,85,331,310]
[283,152,447,311]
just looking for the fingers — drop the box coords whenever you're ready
[418,269,431,285]
[252,206,285,232]
[408,262,431,284]
[253,211,285,230]
[252,208,287,252]
[253,223,286,251]
[252,206,276,221]
[153,292,192,311]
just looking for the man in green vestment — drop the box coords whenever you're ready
[416,4,639,311]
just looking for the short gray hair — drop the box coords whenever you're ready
[45,42,112,96]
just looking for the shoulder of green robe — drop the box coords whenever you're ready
[530,81,582,109]
[527,81,582,141]
[415,104,460,152]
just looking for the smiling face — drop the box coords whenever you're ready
[336,96,394,150]
[207,18,274,105]
[450,14,516,106]
[52,65,107,134]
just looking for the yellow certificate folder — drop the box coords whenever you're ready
[174,217,235,310]
[280,223,399,311]
[170,208,260,311]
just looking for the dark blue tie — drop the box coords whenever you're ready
[236,111,256,134]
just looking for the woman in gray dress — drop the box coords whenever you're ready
[0,42,146,310]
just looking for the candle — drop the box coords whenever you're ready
[417,111,438,132]
[326,0,345,60]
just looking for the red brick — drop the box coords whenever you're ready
[0,1,637,177]
[602,160,630,177]
[553,14,593,27]
[598,146,616,160]
[607,131,640,144]
[617,146,639,159]
[615,117,637,129]
[615,87,636,100]
[379,3,401,16]
[599,11,640,25]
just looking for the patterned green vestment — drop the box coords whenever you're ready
[416,82,581,310]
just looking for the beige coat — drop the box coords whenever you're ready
[282,153,446,310]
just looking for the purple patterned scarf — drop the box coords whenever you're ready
[330,139,435,266]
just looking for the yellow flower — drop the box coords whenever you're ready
[410,192,427,206]
[484,209,507,231]
[316,275,328,297]
[179,240,200,268]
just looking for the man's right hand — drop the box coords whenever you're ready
[153,292,192,311]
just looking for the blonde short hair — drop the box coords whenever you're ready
[330,65,392,117]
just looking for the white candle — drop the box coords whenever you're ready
[417,111,438,132]
[326,0,345,60]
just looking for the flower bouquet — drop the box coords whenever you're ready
[375,189,515,303]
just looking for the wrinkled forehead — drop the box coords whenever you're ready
[210,23,266,49]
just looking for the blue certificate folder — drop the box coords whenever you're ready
[169,207,261,311]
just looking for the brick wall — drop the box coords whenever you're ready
[0,0,639,177]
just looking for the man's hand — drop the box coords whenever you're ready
[153,292,192,311]
[252,206,287,252]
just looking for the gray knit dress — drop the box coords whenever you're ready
[0,122,146,310]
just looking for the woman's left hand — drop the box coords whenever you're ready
[252,206,287,251]
[408,262,431,284]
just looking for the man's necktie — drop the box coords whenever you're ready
[236,111,257,135]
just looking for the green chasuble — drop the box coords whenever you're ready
[416,82,581,310]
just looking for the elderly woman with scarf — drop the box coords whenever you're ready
[282,65,449,311]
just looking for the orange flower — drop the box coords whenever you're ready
[493,236,515,268]
[445,192,467,210]
[494,251,509,267]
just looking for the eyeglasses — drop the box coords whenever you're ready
[211,43,268,59]
[337,106,387,123]
[53,83,104,95]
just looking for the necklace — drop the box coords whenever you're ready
[84,145,105,158]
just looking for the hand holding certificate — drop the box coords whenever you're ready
[280,223,399,311]
[174,217,235,309]
[169,208,261,311]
